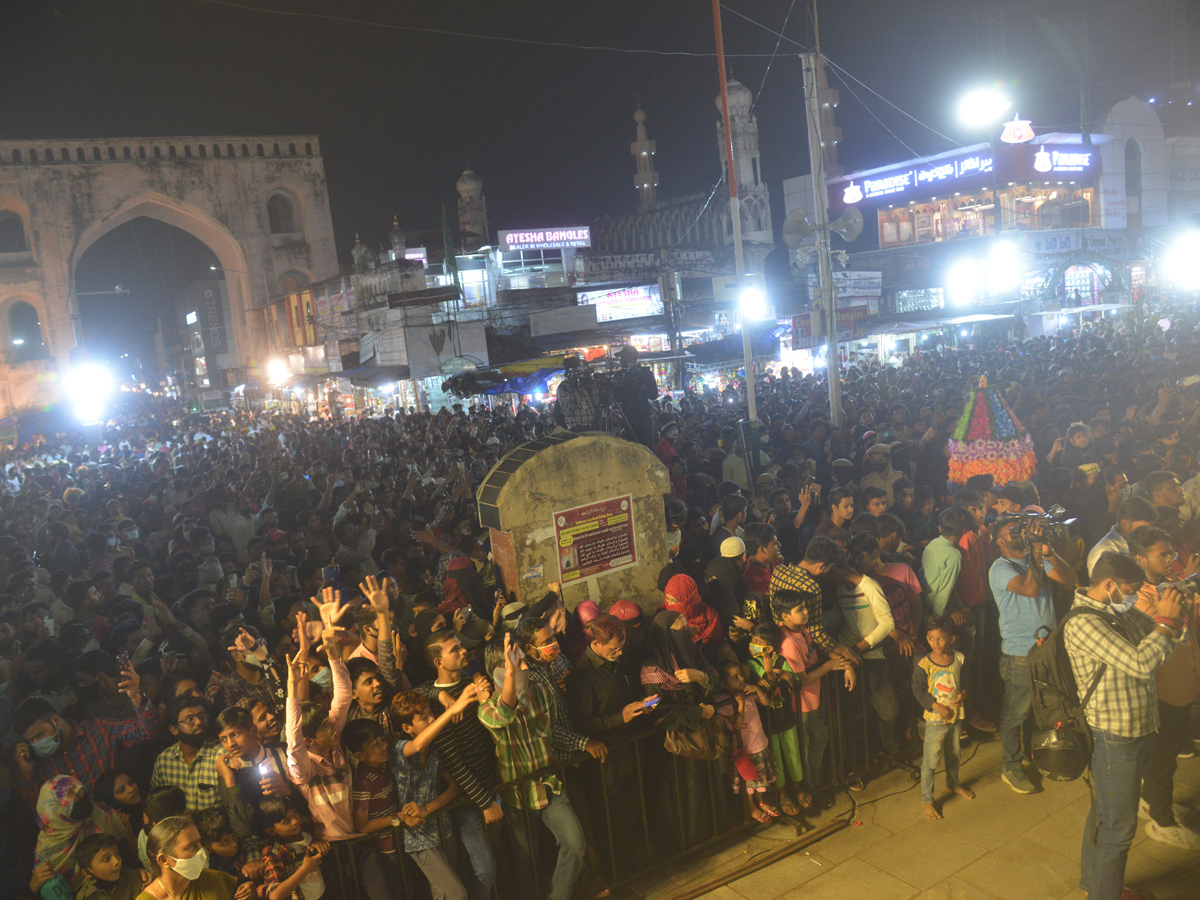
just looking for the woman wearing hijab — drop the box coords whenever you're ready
[639,611,725,849]
[91,768,144,836]
[662,574,724,666]
[32,775,128,895]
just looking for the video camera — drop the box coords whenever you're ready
[999,504,1077,548]
[1155,574,1200,598]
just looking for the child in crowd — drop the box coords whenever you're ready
[910,486,939,548]
[343,718,400,860]
[194,806,262,882]
[259,797,330,900]
[911,615,974,820]
[719,659,784,822]
[772,590,856,805]
[138,786,186,868]
[747,624,806,814]
[74,833,145,900]
[390,685,484,900]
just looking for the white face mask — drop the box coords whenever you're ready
[169,847,208,881]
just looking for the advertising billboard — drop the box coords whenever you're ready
[577,284,663,322]
[499,227,591,251]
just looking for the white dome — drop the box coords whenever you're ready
[716,78,753,113]
[634,106,647,124]
[457,168,483,198]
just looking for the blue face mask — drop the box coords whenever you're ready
[125,530,139,542]
[310,668,333,691]
[30,723,62,758]
[1109,587,1139,613]
[106,537,117,549]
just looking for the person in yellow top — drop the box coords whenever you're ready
[135,816,254,900]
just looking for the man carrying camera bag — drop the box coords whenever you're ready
[989,517,1078,794]
[1066,550,1183,900]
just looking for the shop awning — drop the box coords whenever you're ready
[1034,303,1132,316]
[346,364,411,387]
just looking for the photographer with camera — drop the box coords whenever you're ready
[989,516,1078,794]
[1066,548,1185,900]
[554,356,602,433]
[611,345,658,448]
[1127,526,1200,850]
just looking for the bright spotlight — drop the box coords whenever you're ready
[739,286,770,321]
[63,363,115,424]
[1164,232,1200,291]
[957,88,1011,128]
[960,329,970,337]
[988,241,1021,293]
[11,338,24,346]
[946,259,982,306]
[266,358,291,385]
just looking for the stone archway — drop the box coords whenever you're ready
[70,192,256,370]
[0,134,338,415]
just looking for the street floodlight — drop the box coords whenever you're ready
[739,285,770,321]
[988,241,1021,293]
[63,362,115,424]
[957,87,1011,128]
[266,358,291,386]
[1164,232,1200,291]
[946,259,983,306]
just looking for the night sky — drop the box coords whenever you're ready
[1,0,1190,365]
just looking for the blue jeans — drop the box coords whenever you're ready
[998,654,1031,773]
[503,790,585,900]
[1080,730,1154,900]
[920,720,961,804]
[450,805,495,900]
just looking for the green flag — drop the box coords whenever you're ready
[441,205,462,301]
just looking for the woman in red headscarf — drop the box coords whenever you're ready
[662,574,721,646]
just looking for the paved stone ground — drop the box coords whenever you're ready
[628,735,1200,900]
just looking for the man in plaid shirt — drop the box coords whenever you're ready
[151,695,223,812]
[1065,551,1183,900]
[14,666,158,804]
[478,634,584,900]
[769,538,859,661]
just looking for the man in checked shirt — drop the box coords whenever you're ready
[1065,550,1185,900]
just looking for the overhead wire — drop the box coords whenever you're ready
[664,0,800,253]
[186,0,787,58]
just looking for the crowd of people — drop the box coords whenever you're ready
[2,312,1199,900]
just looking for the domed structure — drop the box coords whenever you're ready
[716,78,753,114]
[455,167,489,251]
[389,216,406,255]
[457,168,484,199]
[633,106,647,125]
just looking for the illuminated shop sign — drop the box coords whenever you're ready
[1000,115,1035,144]
[1033,147,1093,173]
[499,227,592,251]
[840,152,994,204]
[577,284,663,322]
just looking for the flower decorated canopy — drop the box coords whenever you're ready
[948,375,1038,488]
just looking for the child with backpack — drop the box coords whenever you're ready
[912,615,975,820]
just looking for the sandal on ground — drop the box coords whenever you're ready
[778,797,800,816]
[750,806,773,824]
[757,800,782,817]
[794,791,814,809]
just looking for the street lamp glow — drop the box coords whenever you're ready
[266,358,291,385]
[988,241,1021,293]
[11,338,24,346]
[946,259,982,306]
[739,286,769,321]
[63,362,115,424]
[1164,232,1200,291]
[957,88,1011,128]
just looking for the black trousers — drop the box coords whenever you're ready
[1141,700,1191,827]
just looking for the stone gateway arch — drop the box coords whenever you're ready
[0,135,337,416]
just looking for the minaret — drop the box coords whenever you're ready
[631,104,659,211]
[456,167,490,251]
[815,56,843,178]
[715,78,773,243]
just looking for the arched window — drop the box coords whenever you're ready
[123,147,132,159]
[1125,138,1143,231]
[108,147,116,160]
[7,301,46,362]
[305,143,313,156]
[0,213,29,253]
[241,144,249,157]
[60,148,69,161]
[92,147,101,161]
[76,148,85,161]
[169,146,177,158]
[11,150,20,163]
[256,144,265,157]
[267,194,298,234]
[273,143,281,156]
[288,143,296,156]
[138,147,147,159]
[213,144,221,158]
[153,147,162,159]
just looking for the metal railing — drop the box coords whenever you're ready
[319,663,916,900]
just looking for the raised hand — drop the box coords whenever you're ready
[359,575,390,614]
[227,627,260,657]
[316,586,352,629]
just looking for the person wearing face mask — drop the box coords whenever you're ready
[203,625,280,714]
[13,664,157,806]
[30,775,128,899]
[988,517,1078,795]
[859,444,902,506]
[1127,526,1200,849]
[138,815,253,900]
[150,697,223,813]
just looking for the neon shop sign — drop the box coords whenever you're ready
[845,153,993,203]
[1033,147,1093,174]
